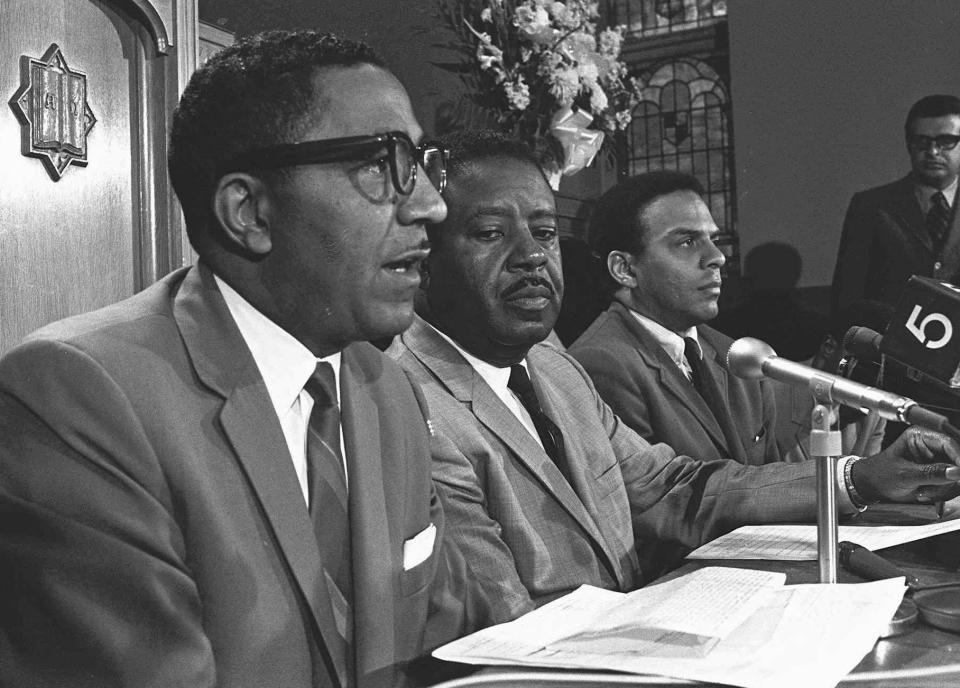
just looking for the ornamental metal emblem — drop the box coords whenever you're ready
[9,44,97,181]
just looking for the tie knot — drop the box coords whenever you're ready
[306,361,338,408]
[507,364,533,396]
[683,337,700,364]
[934,191,950,210]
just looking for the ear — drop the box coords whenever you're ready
[212,172,273,255]
[607,250,638,288]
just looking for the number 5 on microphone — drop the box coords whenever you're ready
[905,305,953,349]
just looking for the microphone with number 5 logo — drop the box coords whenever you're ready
[880,276,960,392]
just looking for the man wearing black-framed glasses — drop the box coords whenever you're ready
[0,30,476,688]
[832,94,960,317]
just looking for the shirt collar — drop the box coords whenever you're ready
[915,177,958,211]
[215,275,341,417]
[424,320,526,398]
[627,308,700,364]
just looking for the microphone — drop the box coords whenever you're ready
[882,276,960,390]
[726,337,954,434]
[843,326,883,359]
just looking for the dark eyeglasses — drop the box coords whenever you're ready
[907,134,960,152]
[222,131,447,196]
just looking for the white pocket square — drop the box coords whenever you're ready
[403,523,436,570]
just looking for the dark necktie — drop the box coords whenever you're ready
[683,337,745,460]
[683,337,707,398]
[508,364,571,484]
[927,191,951,253]
[304,361,353,683]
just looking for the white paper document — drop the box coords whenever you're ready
[687,517,960,560]
[434,567,907,688]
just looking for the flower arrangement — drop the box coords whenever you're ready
[438,0,638,176]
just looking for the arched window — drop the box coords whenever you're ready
[630,58,734,242]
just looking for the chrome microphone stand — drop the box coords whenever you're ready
[809,393,842,584]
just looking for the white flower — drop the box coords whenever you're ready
[598,27,623,57]
[476,40,504,72]
[577,59,599,85]
[549,67,580,107]
[589,81,608,112]
[549,2,568,23]
[515,4,552,44]
[615,109,633,130]
[503,76,531,111]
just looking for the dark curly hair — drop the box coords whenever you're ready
[168,30,385,251]
[438,129,548,185]
[588,170,704,294]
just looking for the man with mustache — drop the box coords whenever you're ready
[569,171,782,468]
[832,94,960,317]
[0,30,473,688]
[389,129,960,625]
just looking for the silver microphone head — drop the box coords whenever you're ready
[726,337,778,379]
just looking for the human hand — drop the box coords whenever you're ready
[852,427,960,504]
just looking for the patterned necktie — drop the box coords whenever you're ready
[927,191,951,254]
[508,364,571,484]
[304,361,353,681]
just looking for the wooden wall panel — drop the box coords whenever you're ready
[0,0,183,353]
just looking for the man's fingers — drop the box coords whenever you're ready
[914,463,960,483]
[905,428,960,465]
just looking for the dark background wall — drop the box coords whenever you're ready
[198,0,461,140]
[729,0,960,289]
[199,0,960,292]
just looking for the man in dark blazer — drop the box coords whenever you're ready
[0,31,473,688]
[389,130,960,625]
[569,171,779,468]
[831,94,960,317]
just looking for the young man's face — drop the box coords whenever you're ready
[425,156,563,366]
[260,64,446,354]
[623,189,725,332]
[907,114,960,190]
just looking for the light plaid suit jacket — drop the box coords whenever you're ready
[390,316,819,625]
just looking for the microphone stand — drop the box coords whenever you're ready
[808,395,842,583]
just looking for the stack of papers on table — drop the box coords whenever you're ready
[687,517,960,560]
[434,567,906,688]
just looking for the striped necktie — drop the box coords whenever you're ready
[304,361,352,685]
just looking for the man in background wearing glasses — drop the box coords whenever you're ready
[832,94,960,318]
[0,30,475,688]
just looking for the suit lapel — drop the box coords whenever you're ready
[525,356,628,583]
[339,346,397,683]
[888,176,931,252]
[699,332,748,460]
[174,264,349,687]
[401,318,612,558]
[613,304,731,458]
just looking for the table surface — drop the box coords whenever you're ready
[434,504,960,687]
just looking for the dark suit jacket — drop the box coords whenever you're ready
[831,175,960,316]
[568,301,780,466]
[0,264,468,688]
[389,316,820,624]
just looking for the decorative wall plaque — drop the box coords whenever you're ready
[9,44,97,181]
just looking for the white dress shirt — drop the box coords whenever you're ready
[215,275,344,505]
[628,310,700,379]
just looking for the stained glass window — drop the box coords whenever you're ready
[630,59,733,238]
[607,0,727,38]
